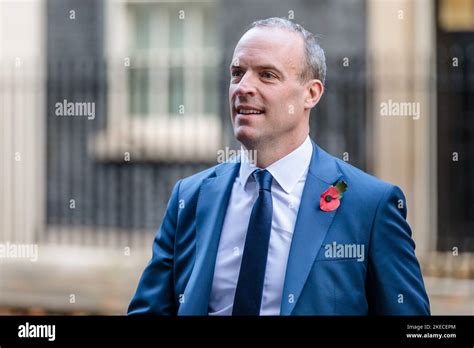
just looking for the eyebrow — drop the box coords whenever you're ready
[229,63,284,76]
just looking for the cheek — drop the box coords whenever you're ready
[273,90,301,116]
[287,89,305,113]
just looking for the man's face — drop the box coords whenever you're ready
[229,27,310,148]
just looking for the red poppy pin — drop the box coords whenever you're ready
[320,180,348,212]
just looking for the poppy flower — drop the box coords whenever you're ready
[320,181,347,212]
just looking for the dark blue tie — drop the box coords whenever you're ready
[232,169,273,315]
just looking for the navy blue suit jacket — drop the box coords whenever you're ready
[128,140,430,315]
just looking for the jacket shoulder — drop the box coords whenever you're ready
[178,161,238,196]
[328,152,398,201]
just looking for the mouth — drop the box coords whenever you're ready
[234,106,265,117]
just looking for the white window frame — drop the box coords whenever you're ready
[93,0,222,162]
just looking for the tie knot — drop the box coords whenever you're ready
[253,169,273,192]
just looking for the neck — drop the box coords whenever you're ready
[243,130,309,168]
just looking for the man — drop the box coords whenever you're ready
[128,17,430,315]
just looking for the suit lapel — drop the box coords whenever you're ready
[280,141,342,315]
[178,161,240,315]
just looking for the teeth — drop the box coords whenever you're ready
[238,109,262,114]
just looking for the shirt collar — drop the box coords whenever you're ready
[239,135,313,194]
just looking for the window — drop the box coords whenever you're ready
[94,0,222,162]
[439,0,474,31]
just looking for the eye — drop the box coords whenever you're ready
[261,71,276,79]
[231,70,243,78]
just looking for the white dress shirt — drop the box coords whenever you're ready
[208,136,313,315]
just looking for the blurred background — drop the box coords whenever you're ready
[0,0,472,315]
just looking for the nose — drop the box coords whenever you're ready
[234,72,257,97]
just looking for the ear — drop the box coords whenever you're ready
[303,79,324,110]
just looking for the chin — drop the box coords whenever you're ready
[234,126,261,147]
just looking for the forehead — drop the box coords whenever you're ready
[232,27,304,75]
